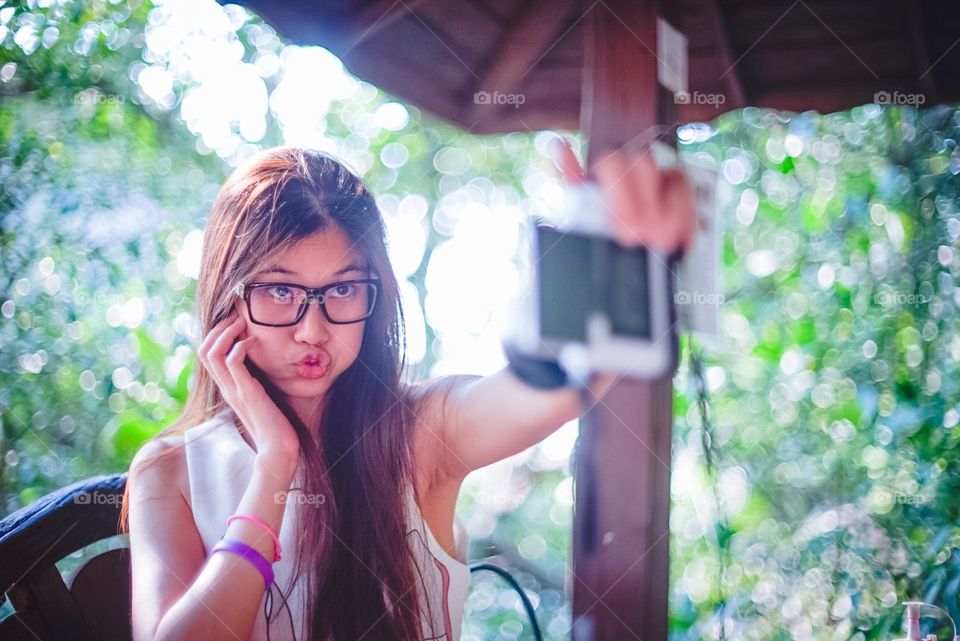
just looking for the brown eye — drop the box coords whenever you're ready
[329,284,357,298]
[267,285,293,301]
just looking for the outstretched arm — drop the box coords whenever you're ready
[430,367,616,481]
[427,135,694,483]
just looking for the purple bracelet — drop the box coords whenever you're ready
[212,539,274,591]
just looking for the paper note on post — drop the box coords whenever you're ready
[675,156,721,336]
[657,17,688,96]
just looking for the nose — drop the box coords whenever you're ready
[293,298,331,343]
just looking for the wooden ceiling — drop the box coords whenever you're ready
[225,0,960,133]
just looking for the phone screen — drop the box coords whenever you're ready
[536,226,651,342]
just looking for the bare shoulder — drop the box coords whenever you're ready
[408,375,481,490]
[128,435,189,506]
[408,374,481,421]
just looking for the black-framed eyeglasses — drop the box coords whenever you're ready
[234,278,380,327]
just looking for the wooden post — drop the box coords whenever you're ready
[571,1,680,639]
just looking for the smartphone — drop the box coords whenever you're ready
[505,223,676,380]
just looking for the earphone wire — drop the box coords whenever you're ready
[263,577,298,641]
[689,333,730,641]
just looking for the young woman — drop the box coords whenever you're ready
[122,144,693,641]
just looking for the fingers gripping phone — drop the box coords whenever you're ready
[502,141,682,386]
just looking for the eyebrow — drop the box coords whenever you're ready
[253,262,368,281]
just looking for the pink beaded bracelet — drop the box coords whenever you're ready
[226,514,282,562]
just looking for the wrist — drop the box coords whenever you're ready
[503,340,589,390]
[254,450,298,478]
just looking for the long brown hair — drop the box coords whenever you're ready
[120,146,437,641]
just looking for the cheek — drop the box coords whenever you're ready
[245,332,279,367]
[346,325,366,352]
[329,327,365,364]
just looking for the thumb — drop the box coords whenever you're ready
[550,136,586,184]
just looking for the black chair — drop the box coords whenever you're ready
[0,473,131,641]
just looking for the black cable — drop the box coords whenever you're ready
[264,577,297,641]
[468,562,544,641]
[688,334,729,641]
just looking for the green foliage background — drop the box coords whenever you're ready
[3,2,960,640]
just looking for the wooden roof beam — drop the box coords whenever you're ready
[705,0,747,107]
[464,0,579,123]
[341,0,435,42]
[905,0,939,103]
[245,0,435,58]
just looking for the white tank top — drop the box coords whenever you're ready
[162,406,472,641]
